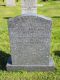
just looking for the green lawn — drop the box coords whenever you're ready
[0,1,60,80]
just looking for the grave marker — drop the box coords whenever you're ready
[6,0,54,71]
[6,0,16,6]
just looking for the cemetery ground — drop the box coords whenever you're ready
[0,1,60,80]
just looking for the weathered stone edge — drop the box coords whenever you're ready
[6,56,55,71]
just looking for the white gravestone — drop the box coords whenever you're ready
[21,0,37,14]
[6,0,16,6]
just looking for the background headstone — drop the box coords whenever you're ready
[21,0,37,14]
[6,0,16,6]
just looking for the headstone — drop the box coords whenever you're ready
[21,0,37,14]
[6,0,16,6]
[6,0,54,71]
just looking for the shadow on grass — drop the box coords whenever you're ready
[54,51,60,57]
[0,51,10,70]
[0,4,6,6]
[3,17,12,20]
[52,16,60,18]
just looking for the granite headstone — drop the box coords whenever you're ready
[6,15,54,71]
[6,0,54,71]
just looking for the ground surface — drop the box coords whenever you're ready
[0,1,60,80]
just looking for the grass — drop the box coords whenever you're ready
[0,1,60,80]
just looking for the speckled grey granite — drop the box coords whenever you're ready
[7,14,55,71]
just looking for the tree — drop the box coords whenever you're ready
[16,0,18,2]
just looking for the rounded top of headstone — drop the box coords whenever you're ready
[8,15,52,22]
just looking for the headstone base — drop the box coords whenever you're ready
[6,56,55,71]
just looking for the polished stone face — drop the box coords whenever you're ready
[8,15,51,66]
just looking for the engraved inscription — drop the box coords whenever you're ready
[8,15,51,65]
